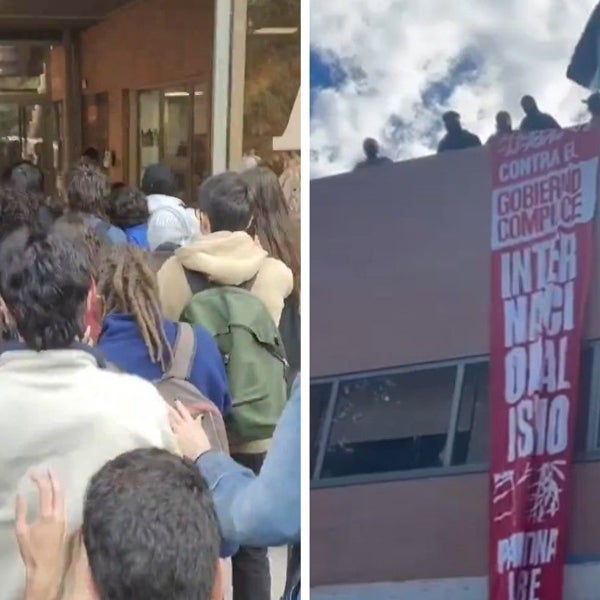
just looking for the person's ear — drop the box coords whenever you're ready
[210,559,226,600]
[95,292,106,321]
[198,211,211,235]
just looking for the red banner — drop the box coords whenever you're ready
[489,127,599,600]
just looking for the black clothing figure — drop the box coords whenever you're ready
[519,96,560,132]
[354,137,393,170]
[437,111,482,153]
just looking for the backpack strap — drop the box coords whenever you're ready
[163,323,196,381]
[184,268,213,295]
[183,267,258,295]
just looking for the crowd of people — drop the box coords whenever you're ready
[0,154,300,600]
[354,91,600,168]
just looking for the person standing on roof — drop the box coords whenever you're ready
[487,111,513,144]
[519,95,560,132]
[437,111,482,153]
[354,138,393,170]
[583,92,600,127]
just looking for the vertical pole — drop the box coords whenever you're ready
[227,0,247,171]
[62,28,83,168]
[211,0,233,175]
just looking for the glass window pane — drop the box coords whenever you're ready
[0,45,46,92]
[192,85,210,189]
[453,362,489,465]
[242,0,300,169]
[163,87,191,200]
[321,367,456,478]
[139,90,161,184]
[310,383,332,477]
[578,344,594,452]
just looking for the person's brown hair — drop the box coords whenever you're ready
[66,162,109,217]
[97,245,172,370]
[108,186,149,228]
[241,166,300,301]
[53,214,102,279]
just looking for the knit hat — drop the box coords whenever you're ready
[147,205,198,251]
[141,164,177,196]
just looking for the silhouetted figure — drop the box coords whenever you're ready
[519,96,560,132]
[583,92,600,127]
[437,111,482,153]
[82,147,101,165]
[354,138,393,170]
[487,111,513,144]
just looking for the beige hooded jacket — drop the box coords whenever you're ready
[157,231,293,325]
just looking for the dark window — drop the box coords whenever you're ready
[452,362,489,465]
[310,383,332,477]
[321,367,456,478]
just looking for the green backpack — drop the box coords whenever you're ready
[181,269,288,448]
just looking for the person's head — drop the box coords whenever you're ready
[521,95,538,115]
[53,214,103,279]
[107,186,149,228]
[4,160,44,194]
[83,448,223,600]
[97,245,171,370]
[442,111,461,134]
[584,92,600,117]
[362,137,379,159]
[141,164,178,197]
[0,186,41,240]
[83,147,100,164]
[194,172,253,235]
[0,223,92,350]
[496,111,512,133]
[67,163,109,217]
[241,166,300,300]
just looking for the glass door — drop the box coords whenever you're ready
[137,83,210,204]
[0,100,58,193]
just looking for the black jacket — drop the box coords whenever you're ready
[519,112,560,132]
[437,129,482,153]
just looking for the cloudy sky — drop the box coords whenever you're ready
[310,0,597,178]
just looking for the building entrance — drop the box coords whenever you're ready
[0,98,60,191]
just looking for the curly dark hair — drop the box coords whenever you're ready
[0,223,91,350]
[107,186,149,228]
[83,448,221,600]
[66,162,109,217]
[0,186,41,241]
[4,160,44,193]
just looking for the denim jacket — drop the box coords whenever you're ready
[197,377,300,550]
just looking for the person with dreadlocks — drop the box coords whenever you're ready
[96,245,230,414]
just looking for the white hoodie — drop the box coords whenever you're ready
[146,194,199,250]
[0,346,177,600]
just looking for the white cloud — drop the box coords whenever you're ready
[310,0,597,178]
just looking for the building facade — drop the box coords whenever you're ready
[310,147,600,599]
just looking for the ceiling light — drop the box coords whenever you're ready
[252,27,298,35]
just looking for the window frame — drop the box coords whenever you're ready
[311,340,600,489]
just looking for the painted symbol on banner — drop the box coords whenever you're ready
[528,460,566,524]
[492,461,566,524]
